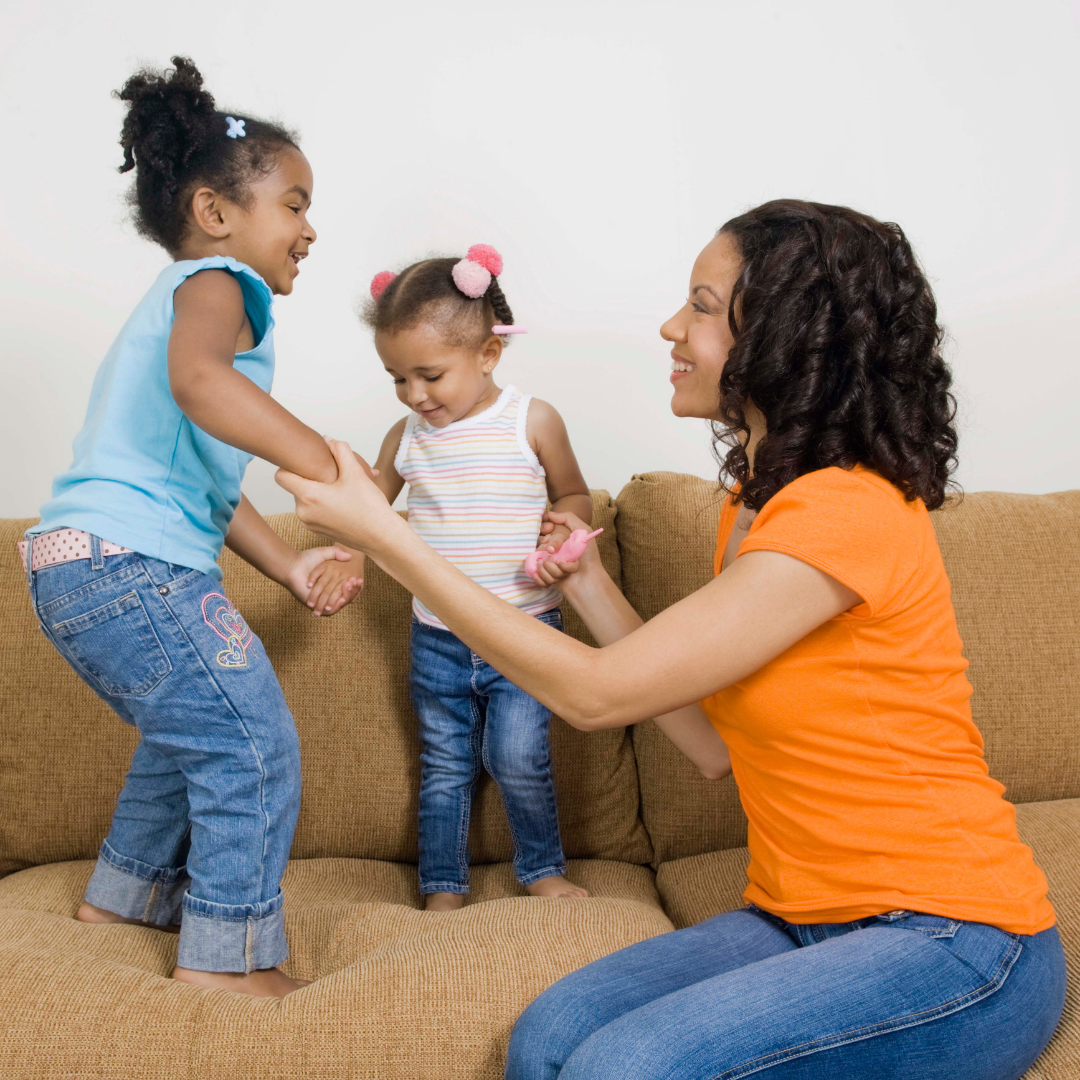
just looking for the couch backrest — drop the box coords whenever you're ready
[0,492,652,879]
[615,473,1080,864]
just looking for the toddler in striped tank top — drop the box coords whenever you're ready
[310,247,593,910]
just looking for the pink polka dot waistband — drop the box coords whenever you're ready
[17,530,133,573]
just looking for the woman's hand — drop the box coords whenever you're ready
[275,438,398,552]
[531,510,602,591]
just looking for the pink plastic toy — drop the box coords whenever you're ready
[524,528,603,581]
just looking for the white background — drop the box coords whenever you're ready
[1,0,1077,517]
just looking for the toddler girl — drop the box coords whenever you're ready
[310,248,591,910]
[20,57,362,997]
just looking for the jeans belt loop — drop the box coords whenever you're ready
[89,533,105,571]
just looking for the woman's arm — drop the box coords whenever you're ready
[168,270,339,483]
[277,441,860,729]
[548,530,731,778]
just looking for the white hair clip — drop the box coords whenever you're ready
[225,116,246,139]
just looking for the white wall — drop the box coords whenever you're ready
[1,0,1077,518]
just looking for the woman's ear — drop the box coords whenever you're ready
[480,335,504,374]
[189,186,232,241]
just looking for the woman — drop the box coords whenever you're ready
[279,200,1065,1079]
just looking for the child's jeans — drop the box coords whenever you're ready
[506,905,1067,1080]
[24,535,300,973]
[409,609,566,895]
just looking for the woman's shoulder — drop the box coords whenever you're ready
[764,465,925,530]
[744,465,928,618]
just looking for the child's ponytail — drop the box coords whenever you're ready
[114,56,299,254]
[486,278,514,330]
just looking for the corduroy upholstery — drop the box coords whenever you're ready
[0,476,1077,1077]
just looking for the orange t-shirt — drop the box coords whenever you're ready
[700,465,1055,935]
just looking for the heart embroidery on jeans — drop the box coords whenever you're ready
[201,592,255,668]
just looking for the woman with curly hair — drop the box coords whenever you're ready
[279,200,1065,1079]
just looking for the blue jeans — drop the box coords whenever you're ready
[410,610,567,894]
[25,534,301,973]
[506,906,1066,1080]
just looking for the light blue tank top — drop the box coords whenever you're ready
[32,256,275,580]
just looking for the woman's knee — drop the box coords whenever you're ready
[505,981,587,1080]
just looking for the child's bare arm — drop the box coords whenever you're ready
[528,399,592,551]
[168,270,339,483]
[305,419,408,613]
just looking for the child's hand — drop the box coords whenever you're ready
[306,552,365,616]
[537,514,573,556]
[285,546,363,616]
[532,511,600,590]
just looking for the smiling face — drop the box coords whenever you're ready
[182,146,316,295]
[376,319,503,427]
[660,231,743,420]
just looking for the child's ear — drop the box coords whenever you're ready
[480,335,504,375]
[189,186,232,241]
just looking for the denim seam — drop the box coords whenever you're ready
[455,693,483,890]
[99,839,186,883]
[711,934,1024,1080]
[52,585,173,698]
[182,909,278,923]
[479,702,527,881]
[517,865,569,887]
[36,561,149,619]
[142,881,161,923]
[154,586,273,898]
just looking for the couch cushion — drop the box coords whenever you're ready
[930,491,1080,804]
[616,474,1080,863]
[0,493,652,876]
[615,473,748,863]
[0,857,670,1079]
[653,798,1080,1079]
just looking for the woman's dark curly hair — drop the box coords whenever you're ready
[714,199,959,511]
[115,56,299,254]
[362,257,515,348]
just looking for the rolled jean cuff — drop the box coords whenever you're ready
[84,840,188,927]
[177,890,288,973]
[517,865,569,887]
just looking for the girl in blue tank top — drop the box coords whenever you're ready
[22,57,362,998]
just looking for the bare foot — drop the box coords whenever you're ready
[424,892,466,912]
[172,966,310,997]
[76,901,180,934]
[525,876,590,899]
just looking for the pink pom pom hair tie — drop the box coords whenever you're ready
[370,271,397,301]
[451,244,525,334]
[451,243,504,299]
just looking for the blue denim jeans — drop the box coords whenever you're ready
[25,534,301,973]
[410,610,567,894]
[506,905,1066,1080]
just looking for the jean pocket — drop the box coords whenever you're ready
[876,911,962,939]
[51,590,172,697]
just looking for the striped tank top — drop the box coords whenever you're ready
[395,384,561,630]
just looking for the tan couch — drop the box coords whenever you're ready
[0,475,1077,1079]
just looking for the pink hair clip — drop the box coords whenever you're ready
[370,271,397,301]
[451,243,504,299]
[492,325,527,334]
